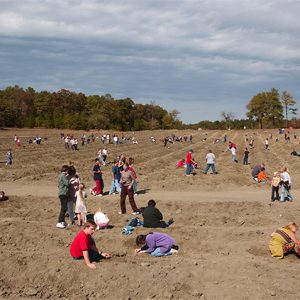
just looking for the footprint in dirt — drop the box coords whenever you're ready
[247,247,267,257]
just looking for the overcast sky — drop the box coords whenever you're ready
[1,0,299,123]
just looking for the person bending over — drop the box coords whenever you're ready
[135,232,178,257]
[269,223,300,259]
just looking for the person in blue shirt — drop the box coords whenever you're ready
[109,159,121,195]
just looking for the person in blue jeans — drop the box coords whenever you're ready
[109,159,121,195]
[135,232,178,257]
[186,149,195,176]
[204,150,217,174]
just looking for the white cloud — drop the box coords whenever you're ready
[0,0,300,122]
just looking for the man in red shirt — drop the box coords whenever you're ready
[70,220,111,269]
[186,149,194,176]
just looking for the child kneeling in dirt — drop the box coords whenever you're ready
[70,220,111,269]
[94,207,109,230]
[269,222,300,259]
[135,232,178,257]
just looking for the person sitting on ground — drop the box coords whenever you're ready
[251,163,265,181]
[269,222,300,259]
[177,159,185,168]
[257,167,267,184]
[141,200,174,228]
[94,207,110,230]
[70,220,111,269]
[135,232,178,257]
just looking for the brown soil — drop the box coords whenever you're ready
[1,128,300,299]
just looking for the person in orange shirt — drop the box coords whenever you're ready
[258,167,267,184]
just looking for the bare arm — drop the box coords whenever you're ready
[289,232,300,245]
[82,250,96,269]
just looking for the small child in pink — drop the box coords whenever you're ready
[177,159,185,168]
[94,207,109,230]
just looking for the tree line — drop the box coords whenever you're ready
[0,86,297,130]
[0,86,182,130]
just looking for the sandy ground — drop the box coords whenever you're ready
[1,128,300,299]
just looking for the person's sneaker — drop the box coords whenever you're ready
[168,218,174,225]
[118,211,126,215]
[170,248,178,254]
[172,245,179,250]
[132,211,140,215]
[97,194,103,197]
[56,222,66,229]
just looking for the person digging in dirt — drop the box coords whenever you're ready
[269,222,300,259]
[70,220,111,269]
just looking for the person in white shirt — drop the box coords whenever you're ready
[280,167,293,202]
[231,147,237,162]
[94,207,109,230]
[265,138,269,150]
[204,150,217,174]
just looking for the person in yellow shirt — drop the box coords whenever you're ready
[269,223,300,259]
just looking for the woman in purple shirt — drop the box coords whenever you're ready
[135,232,178,257]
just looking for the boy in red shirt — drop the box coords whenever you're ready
[186,149,194,176]
[70,220,111,269]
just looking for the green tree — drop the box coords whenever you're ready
[246,89,283,129]
[281,91,297,127]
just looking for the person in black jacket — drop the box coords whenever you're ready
[141,200,174,228]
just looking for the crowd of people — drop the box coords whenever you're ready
[4,128,300,271]
[55,150,178,269]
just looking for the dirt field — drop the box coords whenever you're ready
[1,128,300,299]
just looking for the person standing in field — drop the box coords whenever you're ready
[185,149,194,176]
[129,157,138,195]
[243,148,249,165]
[109,159,121,195]
[119,163,139,215]
[67,166,80,225]
[204,150,217,174]
[265,138,269,150]
[90,158,103,197]
[280,167,293,202]
[56,165,70,229]
[6,149,13,166]
[230,146,238,163]
[271,171,281,201]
